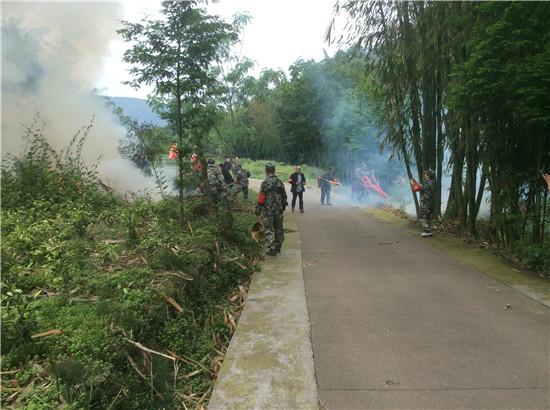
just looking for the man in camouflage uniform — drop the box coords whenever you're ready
[234,164,251,200]
[207,159,228,203]
[232,156,241,170]
[256,163,288,256]
[410,169,435,237]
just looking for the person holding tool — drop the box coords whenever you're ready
[410,169,436,237]
[318,168,339,206]
[256,163,288,256]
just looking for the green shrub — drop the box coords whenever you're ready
[516,242,550,273]
[1,125,260,409]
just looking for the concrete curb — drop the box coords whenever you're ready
[209,212,318,410]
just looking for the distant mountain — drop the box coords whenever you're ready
[109,96,167,127]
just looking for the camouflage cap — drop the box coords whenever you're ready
[265,162,276,172]
[424,169,435,178]
[207,159,216,165]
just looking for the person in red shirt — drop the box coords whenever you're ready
[191,153,201,173]
[168,143,178,160]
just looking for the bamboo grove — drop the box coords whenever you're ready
[330,1,550,250]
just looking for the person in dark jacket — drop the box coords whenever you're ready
[221,157,234,186]
[318,168,337,205]
[410,169,436,237]
[288,165,306,213]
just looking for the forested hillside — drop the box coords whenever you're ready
[109,97,166,127]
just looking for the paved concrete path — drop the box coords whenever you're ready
[209,212,318,409]
[295,191,549,409]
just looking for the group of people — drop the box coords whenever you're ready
[177,151,439,255]
[352,163,380,202]
[256,164,340,256]
[206,156,251,202]
[288,165,339,210]
[168,145,251,203]
[255,161,439,258]
[198,155,548,256]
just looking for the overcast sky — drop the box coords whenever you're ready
[94,0,341,98]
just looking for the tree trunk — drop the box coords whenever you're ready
[532,140,543,243]
[541,188,548,244]
[176,45,185,227]
[196,145,215,214]
[399,124,420,216]
[177,153,185,225]
[474,169,487,221]
[435,96,444,216]
[465,137,478,236]
[151,163,166,199]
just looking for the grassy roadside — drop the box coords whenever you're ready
[238,159,324,184]
[364,208,550,307]
[161,158,324,189]
[1,133,261,409]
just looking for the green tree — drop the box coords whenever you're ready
[119,0,238,225]
[333,0,549,265]
[278,60,324,165]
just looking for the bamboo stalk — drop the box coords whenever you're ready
[125,339,175,361]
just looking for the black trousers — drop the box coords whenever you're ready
[292,191,304,210]
[321,188,331,205]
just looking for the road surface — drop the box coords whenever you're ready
[293,187,549,409]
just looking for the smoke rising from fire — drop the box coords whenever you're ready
[1,2,153,193]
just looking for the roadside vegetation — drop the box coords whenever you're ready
[4,3,548,409]
[205,1,549,274]
[237,159,323,184]
[331,1,549,272]
[1,127,260,409]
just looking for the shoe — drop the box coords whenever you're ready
[291,207,295,212]
[421,231,433,237]
[267,249,278,256]
[326,203,332,206]
[300,209,304,213]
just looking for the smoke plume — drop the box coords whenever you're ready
[1,2,153,193]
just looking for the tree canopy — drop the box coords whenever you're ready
[329,0,549,260]
[119,0,241,223]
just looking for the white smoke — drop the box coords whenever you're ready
[1,2,155,193]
